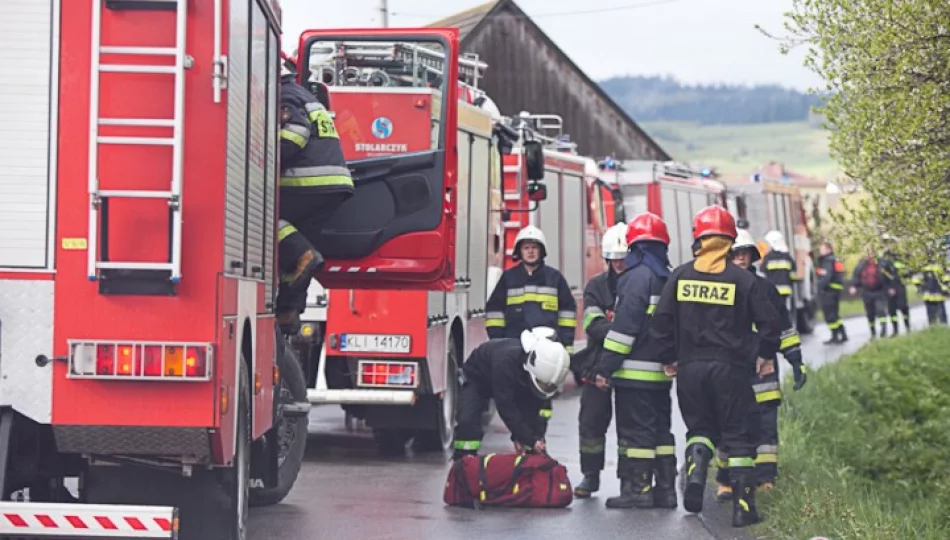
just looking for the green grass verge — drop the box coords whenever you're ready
[753,326,950,540]
[817,289,921,322]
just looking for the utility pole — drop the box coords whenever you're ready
[379,0,389,28]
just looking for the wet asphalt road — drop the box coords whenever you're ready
[248,307,927,540]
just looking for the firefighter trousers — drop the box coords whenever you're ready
[717,400,777,485]
[677,361,756,461]
[276,191,348,314]
[888,283,910,329]
[861,290,889,335]
[452,380,544,458]
[615,386,675,478]
[820,291,842,332]
[578,384,612,474]
[925,301,947,325]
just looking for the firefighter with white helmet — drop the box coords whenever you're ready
[451,328,570,460]
[485,225,577,428]
[571,222,628,498]
[715,228,807,500]
[593,213,677,510]
[275,51,354,334]
[761,230,797,311]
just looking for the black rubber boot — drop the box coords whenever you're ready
[879,323,888,338]
[731,468,762,527]
[652,456,678,509]
[892,321,900,336]
[606,461,654,509]
[574,473,600,498]
[683,443,713,513]
[840,324,849,342]
[822,328,840,345]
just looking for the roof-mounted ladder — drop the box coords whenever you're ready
[87,0,188,295]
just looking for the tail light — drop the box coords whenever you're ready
[71,341,212,381]
[357,361,418,388]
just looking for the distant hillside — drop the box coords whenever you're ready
[598,75,823,125]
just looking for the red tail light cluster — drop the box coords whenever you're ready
[70,341,211,381]
[358,361,417,388]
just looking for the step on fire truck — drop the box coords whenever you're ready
[288,39,624,453]
[0,0,465,537]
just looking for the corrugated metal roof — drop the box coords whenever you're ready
[427,0,499,42]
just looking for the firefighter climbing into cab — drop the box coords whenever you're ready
[486,225,577,427]
[715,229,807,501]
[451,328,570,460]
[276,51,354,334]
[590,213,677,510]
[850,245,896,338]
[571,223,627,498]
[761,230,797,310]
[817,240,849,344]
[651,206,781,528]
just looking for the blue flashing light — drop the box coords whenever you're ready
[700,168,711,178]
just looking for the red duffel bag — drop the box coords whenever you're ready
[443,452,573,508]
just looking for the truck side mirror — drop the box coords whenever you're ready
[527,181,547,202]
[524,140,545,181]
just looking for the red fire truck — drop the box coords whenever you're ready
[286,41,624,453]
[0,1,465,538]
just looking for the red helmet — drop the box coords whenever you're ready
[626,212,670,245]
[693,205,737,240]
[280,51,297,75]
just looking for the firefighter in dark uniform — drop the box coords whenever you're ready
[715,229,807,500]
[572,223,628,498]
[451,328,570,460]
[591,213,677,510]
[918,263,949,325]
[817,240,849,344]
[277,52,354,334]
[882,242,912,333]
[850,245,896,338]
[762,230,797,311]
[486,225,577,428]
[650,206,781,528]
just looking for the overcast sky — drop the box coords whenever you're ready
[279,0,823,91]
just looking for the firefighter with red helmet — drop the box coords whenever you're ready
[485,225,577,427]
[571,223,627,498]
[650,206,781,527]
[276,52,354,334]
[590,213,677,510]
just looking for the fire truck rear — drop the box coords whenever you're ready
[0,1,464,537]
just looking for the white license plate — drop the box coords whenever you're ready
[340,334,411,354]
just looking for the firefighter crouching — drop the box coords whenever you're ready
[276,52,354,334]
[817,240,849,344]
[451,328,570,460]
[716,229,807,500]
[762,230,797,310]
[486,225,577,428]
[651,206,781,528]
[571,223,628,498]
[592,213,677,510]
[850,245,896,338]
[918,263,949,325]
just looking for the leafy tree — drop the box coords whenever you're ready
[765,0,950,267]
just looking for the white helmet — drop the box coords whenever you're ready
[601,223,628,260]
[520,328,570,399]
[764,230,789,253]
[731,229,761,262]
[512,225,547,261]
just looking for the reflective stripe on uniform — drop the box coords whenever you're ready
[454,440,481,450]
[603,330,634,355]
[612,359,672,383]
[583,306,605,330]
[280,123,311,148]
[829,283,844,290]
[506,286,559,308]
[538,408,553,419]
[305,102,339,139]
[686,436,715,452]
[485,311,505,328]
[655,445,676,456]
[766,260,793,271]
[580,438,606,454]
[646,294,660,315]
[827,319,843,329]
[728,457,755,468]
[756,444,778,464]
[558,310,577,327]
[280,165,354,189]
[277,220,297,241]
[618,446,656,459]
[753,381,781,403]
[775,284,793,296]
[780,328,802,350]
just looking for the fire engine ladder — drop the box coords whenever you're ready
[87,0,188,296]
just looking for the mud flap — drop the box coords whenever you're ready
[0,408,12,498]
[249,429,279,491]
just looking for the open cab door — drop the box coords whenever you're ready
[295,28,460,290]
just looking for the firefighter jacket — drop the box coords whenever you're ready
[461,338,547,447]
[596,264,670,389]
[485,263,577,352]
[918,264,950,302]
[762,250,797,297]
[816,253,845,293]
[651,261,781,370]
[280,76,354,196]
[569,270,617,380]
[883,252,910,285]
[851,257,894,293]
[750,268,803,405]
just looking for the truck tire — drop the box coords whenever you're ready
[249,345,308,507]
[414,337,459,452]
[797,302,816,335]
[222,362,251,540]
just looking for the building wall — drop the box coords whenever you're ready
[463,9,667,160]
